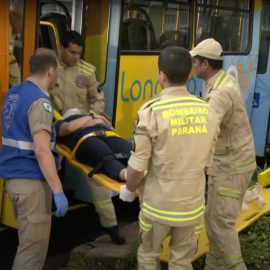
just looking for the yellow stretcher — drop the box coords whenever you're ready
[54,110,124,193]
[160,169,270,262]
[54,110,270,262]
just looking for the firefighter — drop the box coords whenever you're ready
[120,46,219,270]
[190,38,256,270]
[50,31,124,244]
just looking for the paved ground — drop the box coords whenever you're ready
[0,197,140,270]
[1,197,270,270]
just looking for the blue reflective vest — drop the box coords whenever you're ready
[0,80,59,180]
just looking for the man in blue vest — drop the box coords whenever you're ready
[0,48,68,270]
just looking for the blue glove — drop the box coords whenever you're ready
[53,192,68,217]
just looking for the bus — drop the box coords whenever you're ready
[0,0,269,237]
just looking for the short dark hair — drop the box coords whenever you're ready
[194,55,223,70]
[29,48,57,75]
[158,46,192,84]
[62,31,84,48]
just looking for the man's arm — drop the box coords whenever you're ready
[126,165,145,192]
[33,130,63,193]
[28,98,68,217]
[120,107,156,201]
[206,87,232,126]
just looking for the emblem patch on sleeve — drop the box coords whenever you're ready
[43,102,52,113]
[75,75,88,87]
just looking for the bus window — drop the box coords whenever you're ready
[39,0,72,51]
[121,0,191,51]
[257,1,270,74]
[196,0,252,53]
[9,0,25,88]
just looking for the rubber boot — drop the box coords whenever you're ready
[104,225,126,245]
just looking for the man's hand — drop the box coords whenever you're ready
[53,192,69,217]
[119,185,136,202]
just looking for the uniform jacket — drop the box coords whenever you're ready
[205,70,256,175]
[51,58,105,114]
[129,86,219,227]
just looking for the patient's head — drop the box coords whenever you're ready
[63,108,82,119]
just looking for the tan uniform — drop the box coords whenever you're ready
[9,24,21,87]
[51,58,104,114]
[50,58,116,228]
[204,70,256,270]
[6,92,53,270]
[129,86,219,270]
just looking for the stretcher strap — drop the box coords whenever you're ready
[71,130,120,159]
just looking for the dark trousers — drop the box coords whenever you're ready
[76,136,131,180]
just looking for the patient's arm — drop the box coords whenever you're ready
[58,116,92,137]
[57,116,111,137]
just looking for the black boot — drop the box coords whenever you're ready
[104,225,126,245]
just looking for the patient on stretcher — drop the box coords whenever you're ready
[55,108,131,181]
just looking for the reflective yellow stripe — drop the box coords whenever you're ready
[213,70,227,89]
[94,199,112,208]
[9,55,16,64]
[70,131,120,159]
[194,224,203,235]
[224,255,243,267]
[211,248,221,258]
[78,62,95,72]
[236,158,256,172]
[215,144,227,155]
[218,187,241,199]
[152,102,209,112]
[142,202,205,222]
[152,96,205,107]
[139,215,152,232]
[78,66,93,76]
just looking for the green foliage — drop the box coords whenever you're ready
[249,166,263,186]
[192,257,206,270]
[240,215,270,267]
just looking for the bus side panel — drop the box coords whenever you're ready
[115,55,162,138]
[251,3,270,158]
[251,70,270,157]
[0,0,11,227]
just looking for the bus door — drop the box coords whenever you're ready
[251,0,270,167]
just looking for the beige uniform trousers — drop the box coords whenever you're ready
[205,172,253,270]
[5,179,52,270]
[137,213,200,270]
[86,178,117,228]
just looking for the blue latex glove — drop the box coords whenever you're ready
[53,192,68,217]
